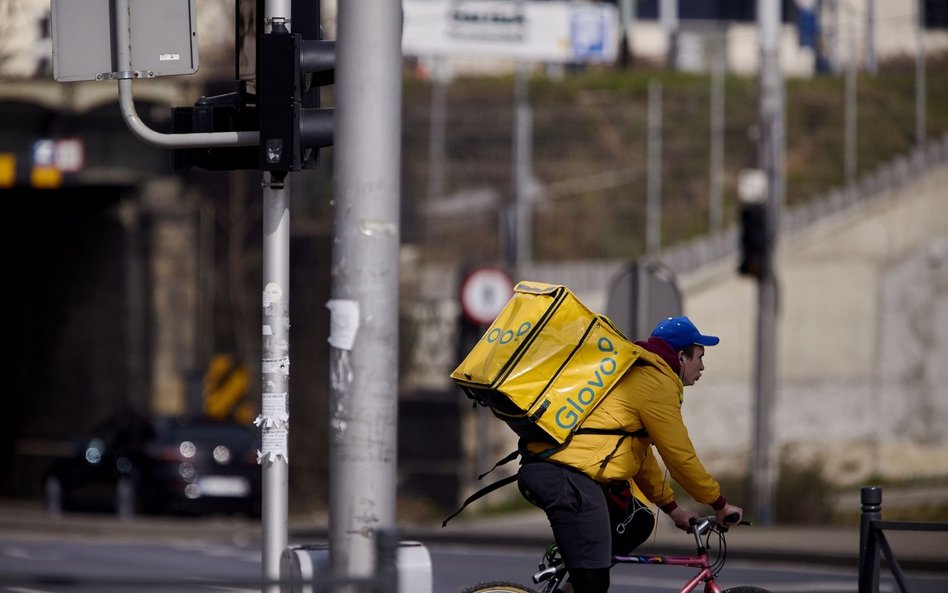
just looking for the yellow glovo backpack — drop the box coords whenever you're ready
[443,281,645,525]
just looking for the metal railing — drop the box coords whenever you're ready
[858,486,948,593]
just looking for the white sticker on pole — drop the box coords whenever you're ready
[263,282,284,308]
[254,391,289,464]
[326,299,360,350]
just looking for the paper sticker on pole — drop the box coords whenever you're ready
[326,299,360,350]
[460,266,514,326]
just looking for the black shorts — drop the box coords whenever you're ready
[517,461,612,569]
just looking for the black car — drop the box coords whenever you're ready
[44,414,262,518]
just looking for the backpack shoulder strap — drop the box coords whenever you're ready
[572,427,649,468]
[441,472,518,527]
[441,429,649,527]
[574,427,649,438]
[443,441,557,527]
[476,448,521,480]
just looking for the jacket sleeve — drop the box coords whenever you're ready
[631,445,675,507]
[639,383,721,505]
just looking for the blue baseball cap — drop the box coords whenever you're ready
[650,316,720,350]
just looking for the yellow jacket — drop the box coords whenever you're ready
[525,348,721,509]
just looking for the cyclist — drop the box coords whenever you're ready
[517,316,744,593]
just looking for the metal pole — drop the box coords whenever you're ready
[260,172,290,593]
[646,80,662,256]
[858,486,882,593]
[256,5,293,593]
[827,0,840,73]
[916,0,927,148]
[618,0,635,64]
[427,57,447,249]
[329,0,402,581]
[709,40,725,234]
[618,0,633,32]
[845,13,858,186]
[513,63,533,276]
[660,0,678,67]
[749,0,783,526]
[113,0,258,149]
[635,264,649,339]
[374,529,401,593]
[257,4,293,592]
[866,0,877,75]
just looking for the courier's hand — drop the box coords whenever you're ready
[667,506,700,532]
[715,503,744,528]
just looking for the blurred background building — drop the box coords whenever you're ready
[1,0,947,522]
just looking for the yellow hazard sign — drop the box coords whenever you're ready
[0,154,15,188]
[203,354,252,423]
[31,166,62,189]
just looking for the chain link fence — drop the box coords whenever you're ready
[401,45,948,267]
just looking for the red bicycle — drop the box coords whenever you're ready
[460,515,773,593]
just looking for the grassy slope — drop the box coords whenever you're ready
[402,54,948,264]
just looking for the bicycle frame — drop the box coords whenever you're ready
[534,516,732,593]
[612,551,723,593]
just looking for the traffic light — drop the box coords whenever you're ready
[171,90,259,171]
[257,15,334,172]
[738,202,768,279]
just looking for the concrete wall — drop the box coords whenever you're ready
[411,145,948,499]
[682,161,948,485]
[138,178,201,416]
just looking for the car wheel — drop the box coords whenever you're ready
[115,477,138,520]
[44,476,64,518]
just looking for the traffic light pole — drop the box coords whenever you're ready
[259,3,291,593]
[114,0,306,593]
[749,0,784,526]
[260,171,290,593]
[328,0,402,580]
[115,0,291,585]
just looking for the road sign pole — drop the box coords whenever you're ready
[328,0,403,580]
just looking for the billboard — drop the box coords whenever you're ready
[402,0,621,63]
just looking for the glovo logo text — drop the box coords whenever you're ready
[485,321,532,345]
[554,336,619,430]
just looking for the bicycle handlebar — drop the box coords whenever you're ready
[688,514,751,534]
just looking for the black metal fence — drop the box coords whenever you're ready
[858,486,948,593]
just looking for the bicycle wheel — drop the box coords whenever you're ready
[723,586,774,593]
[459,581,541,593]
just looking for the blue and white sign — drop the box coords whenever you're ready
[570,6,608,61]
[403,0,620,64]
[32,138,84,172]
[32,139,56,167]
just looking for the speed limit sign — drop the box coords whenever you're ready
[459,266,514,326]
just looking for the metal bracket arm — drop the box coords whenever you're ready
[118,79,259,148]
[114,0,259,149]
